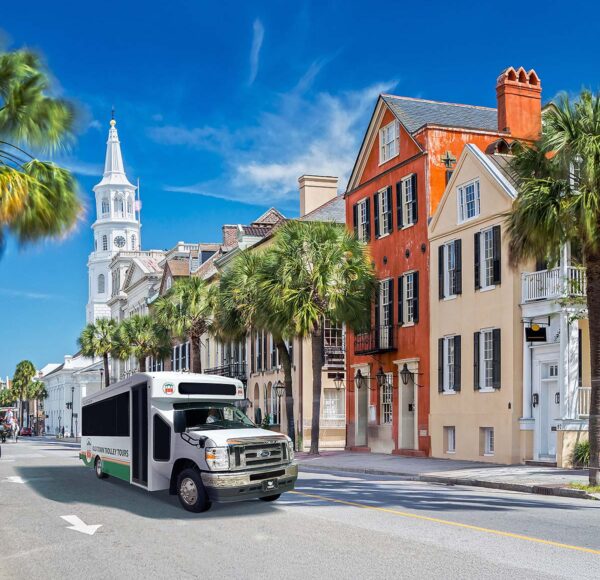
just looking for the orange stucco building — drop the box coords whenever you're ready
[344,67,542,456]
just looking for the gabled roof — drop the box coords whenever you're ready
[381,95,497,134]
[299,195,345,223]
[252,207,286,225]
[166,259,190,277]
[429,143,517,233]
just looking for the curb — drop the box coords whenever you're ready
[298,464,598,501]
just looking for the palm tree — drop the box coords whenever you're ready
[78,318,118,388]
[261,221,375,454]
[27,380,47,434]
[0,50,81,254]
[115,315,171,372]
[12,360,36,426]
[213,250,297,445]
[506,90,600,484]
[154,277,211,373]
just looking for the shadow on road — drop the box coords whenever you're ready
[290,473,597,514]
[15,465,283,520]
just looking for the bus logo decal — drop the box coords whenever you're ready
[85,439,92,461]
[163,382,175,395]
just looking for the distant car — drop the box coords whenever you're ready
[20,427,32,436]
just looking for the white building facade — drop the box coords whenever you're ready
[41,354,102,437]
[86,118,141,323]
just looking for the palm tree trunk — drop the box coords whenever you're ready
[191,332,202,373]
[139,357,147,372]
[103,354,110,388]
[275,338,295,448]
[586,252,600,485]
[309,328,324,455]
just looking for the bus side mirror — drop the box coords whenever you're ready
[173,410,186,433]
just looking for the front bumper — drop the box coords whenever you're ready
[201,463,298,502]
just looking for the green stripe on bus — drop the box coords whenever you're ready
[102,459,130,482]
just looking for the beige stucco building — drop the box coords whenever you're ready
[429,143,527,464]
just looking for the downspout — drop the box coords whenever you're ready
[299,338,304,451]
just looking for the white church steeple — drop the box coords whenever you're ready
[86,116,142,323]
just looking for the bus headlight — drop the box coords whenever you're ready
[205,447,229,471]
[287,440,294,461]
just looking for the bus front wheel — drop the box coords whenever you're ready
[177,468,211,513]
[95,457,108,479]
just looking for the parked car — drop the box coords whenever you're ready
[20,427,32,436]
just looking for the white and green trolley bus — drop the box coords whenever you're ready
[80,372,297,512]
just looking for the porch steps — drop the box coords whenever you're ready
[525,459,557,468]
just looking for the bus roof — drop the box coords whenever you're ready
[82,372,245,406]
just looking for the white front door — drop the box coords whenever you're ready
[356,381,368,447]
[400,376,416,449]
[540,362,560,458]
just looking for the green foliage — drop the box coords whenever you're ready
[569,482,600,493]
[573,439,590,467]
[27,379,47,402]
[0,49,81,253]
[12,360,36,398]
[0,388,16,406]
[114,315,170,369]
[261,414,272,429]
[78,318,119,359]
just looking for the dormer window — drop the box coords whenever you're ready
[457,179,480,223]
[379,120,399,164]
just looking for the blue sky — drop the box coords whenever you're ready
[0,0,598,377]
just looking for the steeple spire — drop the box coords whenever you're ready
[96,116,134,187]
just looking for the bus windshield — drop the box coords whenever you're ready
[181,402,256,430]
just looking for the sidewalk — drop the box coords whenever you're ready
[296,451,599,500]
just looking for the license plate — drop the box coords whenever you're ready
[262,479,279,491]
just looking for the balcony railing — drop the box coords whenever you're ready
[354,325,396,355]
[204,362,247,381]
[324,345,345,368]
[522,267,586,302]
[577,386,591,418]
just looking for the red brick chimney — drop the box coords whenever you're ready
[496,67,542,141]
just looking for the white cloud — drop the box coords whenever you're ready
[248,19,265,86]
[0,288,63,301]
[159,78,397,205]
[59,158,103,177]
[88,119,102,131]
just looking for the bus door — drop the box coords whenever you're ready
[132,384,148,486]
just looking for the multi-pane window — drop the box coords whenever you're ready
[474,328,501,390]
[380,372,393,424]
[101,199,110,216]
[127,198,133,215]
[379,120,399,164]
[378,279,392,348]
[397,175,418,228]
[147,356,163,372]
[445,426,456,453]
[438,335,461,393]
[405,273,414,323]
[102,235,108,251]
[482,427,495,456]
[323,389,345,421]
[457,179,480,222]
[171,342,190,371]
[475,226,501,290]
[375,187,392,237]
[324,318,344,367]
[399,272,419,325]
[354,198,370,242]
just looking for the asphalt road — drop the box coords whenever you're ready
[1,437,600,579]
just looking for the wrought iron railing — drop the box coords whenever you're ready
[204,362,247,381]
[354,325,396,354]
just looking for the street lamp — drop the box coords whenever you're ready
[355,369,365,390]
[274,380,286,399]
[400,363,424,387]
[333,372,345,391]
[376,366,386,389]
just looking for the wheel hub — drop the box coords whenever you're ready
[180,477,198,505]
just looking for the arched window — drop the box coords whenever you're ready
[102,235,108,251]
[131,234,136,250]
[101,198,110,216]
[97,274,105,294]
[127,197,133,215]
[115,197,124,215]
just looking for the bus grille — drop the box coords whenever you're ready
[228,437,288,470]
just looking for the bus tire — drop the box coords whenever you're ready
[259,494,281,502]
[95,457,108,479]
[177,468,211,513]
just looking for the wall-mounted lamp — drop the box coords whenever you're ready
[532,393,539,407]
[405,248,410,258]
[555,392,560,405]
[333,372,345,391]
[376,366,386,389]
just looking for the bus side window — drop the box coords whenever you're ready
[153,414,171,462]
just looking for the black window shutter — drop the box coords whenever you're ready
[453,335,461,392]
[398,276,404,325]
[386,186,393,232]
[474,232,480,290]
[411,173,418,224]
[353,203,358,237]
[438,245,445,300]
[473,332,480,390]
[375,283,380,329]
[492,225,501,284]
[365,197,371,241]
[455,239,462,295]
[492,328,501,389]
[374,193,380,238]
[413,271,419,323]
[438,338,444,393]
[396,182,403,229]
[388,278,394,330]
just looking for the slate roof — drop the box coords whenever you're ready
[299,195,345,224]
[382,95,498,134]
[242,225,274,237]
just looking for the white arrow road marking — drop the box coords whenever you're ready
[60,515,102,536]
[4,476,27,483]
